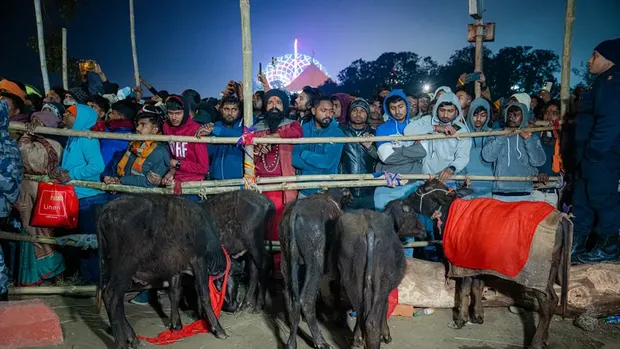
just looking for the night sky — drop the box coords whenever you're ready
[2,0,619,97]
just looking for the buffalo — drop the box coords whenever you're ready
[328,200,426,349]
[199,190,275,312]
[98,194,228,349]
[409,179,571,349]
[279,188,351,349]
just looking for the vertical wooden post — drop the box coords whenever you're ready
[33,0,50,94]
[62,28,68,90]
[240,0,255,188]
[474,18,484,98]
[129,0,140,87]
[560,0,576,118]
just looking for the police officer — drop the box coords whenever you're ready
[572,38,620,264]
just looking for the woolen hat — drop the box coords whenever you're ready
[595,38,620,65]
[263,89,290,113]
[42,102,65,120]
[348,98,371,119]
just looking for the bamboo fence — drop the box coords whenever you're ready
[240,0,255,188]
[560,0,576,117]
[129,0,140,87]
[62,28,68,90]
[33,0,50,94]
[8,122,555,145]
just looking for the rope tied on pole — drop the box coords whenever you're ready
[373,172,404,187]
[236,126,257,159]
[55,234,98,250]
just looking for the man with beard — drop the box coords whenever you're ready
[292,96,345,198]
[195,95,245,180]
[406,93,420,120]
[405,92,471,183]
[417,93,431,116]
[161,95,210,191]
[368,97,384,128]
[339,99,378,209]
[253,90,264,118]
[482,103,545,202]
[253,89,303,243]
[294,86,321,125]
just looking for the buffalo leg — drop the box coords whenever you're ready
[299,259,331,349]
[103,264,139,349]
[381,317,392,344]
[255,250,271,311]
[241,260,259,312]
[352,318,363,348]
[452,277,472,329]
[283,256,302,349]
[191,259,228,339]
[364,298,389,349]
[530,259,560,349]
[168,274,183,331]
[470,278,485,324]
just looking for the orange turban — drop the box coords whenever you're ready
[0,79,27,102]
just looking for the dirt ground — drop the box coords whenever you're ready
[13,291,620,349]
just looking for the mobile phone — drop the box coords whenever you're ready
[452,125,462,132]
[542,82,553,92]
[259,63,262,75]
[467,72,481,83]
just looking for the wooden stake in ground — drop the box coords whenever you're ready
[62,28,68,90]
[129,0,140,87]
[560,0,576,118]
[239,0,255,188]
[33,0,50,94]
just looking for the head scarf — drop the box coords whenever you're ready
[0,80,26,102]
[31,111,61,128]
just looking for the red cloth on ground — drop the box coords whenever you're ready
[387,288,398,318]
[443,198,555,278]
[137,248,230,345]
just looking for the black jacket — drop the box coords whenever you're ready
[339,124,379,197]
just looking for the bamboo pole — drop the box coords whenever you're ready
[33,0,50,94]
[474,18,484,98]
[239,0,255,189]
[0,230,437,254]
[62,28,68,90]
[560,0,576,118]
[129,0,140,87]
[9,285,96,295]
[8,122,555,145]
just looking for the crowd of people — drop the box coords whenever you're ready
[0,38,618,303]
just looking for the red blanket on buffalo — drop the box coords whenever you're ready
[443,198,555,278]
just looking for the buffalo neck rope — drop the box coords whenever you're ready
[414,187,451,233]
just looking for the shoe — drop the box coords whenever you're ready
[571,235,588,265]
[129,291,150,305]
[578,236,620,264]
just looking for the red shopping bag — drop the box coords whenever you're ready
[31,181,79,229]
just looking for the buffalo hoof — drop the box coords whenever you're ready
[129,337,142,349]
[213,328,229,340]
[470,315,484,325]
[448,319,466,329]
[314,343,332,349]
[170,322,183,332]
[352,336,363,348]
[382,334,393,344]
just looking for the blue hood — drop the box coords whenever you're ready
[382,89,411,123]
[72,104,98,131]
[466,98,491,132]
[503,102,529,129]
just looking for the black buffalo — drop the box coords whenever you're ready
[279,188,351,349]
[199,190,275,312]
[410,180,571,349]
[328,202,426,349]
[98,195,228,349]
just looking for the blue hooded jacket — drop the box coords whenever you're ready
[462,98,494,197]
[292,117,345,196]
[208,118,244,180]
[482,102,546,194]
[60,104,105,199]
[375,90,427,174]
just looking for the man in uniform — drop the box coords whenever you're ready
[572,38,620,264]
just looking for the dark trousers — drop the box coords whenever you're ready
[572,169,620,239]
[78,194,111,284]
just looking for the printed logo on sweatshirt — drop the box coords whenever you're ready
[169,142,188,159]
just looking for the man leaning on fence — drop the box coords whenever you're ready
[0,100,23,300]
[292,96,345,199]
[339,99,379,209]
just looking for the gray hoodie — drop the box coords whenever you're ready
[482,102,546,193]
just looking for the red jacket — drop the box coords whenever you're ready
[163,118,209,183]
